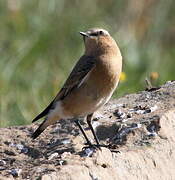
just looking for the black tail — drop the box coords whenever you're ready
[31,122,46,139]
[32,100,54,123]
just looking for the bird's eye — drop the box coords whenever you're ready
[89,31,104,37]
[99,31,104,35]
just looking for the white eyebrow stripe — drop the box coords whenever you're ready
[86,29,110,36]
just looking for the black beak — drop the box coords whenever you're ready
[79,31,89,37]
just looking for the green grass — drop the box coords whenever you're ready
[0,0,175,127]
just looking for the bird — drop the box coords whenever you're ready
[31,28,122,148]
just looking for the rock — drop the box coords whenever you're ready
[0,81,175,179]
[42,172,58,180]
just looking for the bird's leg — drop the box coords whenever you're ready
[74,119,92,146]
[87,113,100,146]
[86,114,119,151]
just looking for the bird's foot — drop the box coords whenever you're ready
[82,141,120,156]
[82,142,100,151]
[82,143,120,154]
[82,143,114,151]
[81,143,103,157]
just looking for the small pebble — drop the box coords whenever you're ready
[48,153,59,160]
[137,123,142,128]
[0,167,6,171]
[61,139,71,145]
[61,152,71,159]
[58,160,65,166]
[114,109,126,119]
[121,119,129,122]
[150,105,158,112]
[16,144,28,154]
[16,144,24,150]
[132,123,142,129]
[129,108,135,112]
[9,143,16,147]
[92,121,101,130]
[135,110,146,114]
[116,104,123,107]
[10,168,22,177]
[0,160,6,166]
[21,147,28,154]
[147,132,157,137]
[84,148,95,157]
[146,94,150,99]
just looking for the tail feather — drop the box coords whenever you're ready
[32,127,44,139]
[31,121,46,139]
[32,114,60,139]
[32,100,54,123]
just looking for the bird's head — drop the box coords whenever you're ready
[80,28,118,56]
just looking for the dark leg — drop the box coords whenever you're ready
[74,119,92,145]
[87,113,100,146]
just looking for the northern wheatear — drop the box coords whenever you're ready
[32,28,122,148]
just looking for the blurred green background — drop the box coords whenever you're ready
[0,0,174,127]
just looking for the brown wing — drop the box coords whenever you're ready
[56,55,95,100]
[32,55,95,122]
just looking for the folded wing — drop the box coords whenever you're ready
[32,55,96,122]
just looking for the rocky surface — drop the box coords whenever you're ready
[0,81,175,180]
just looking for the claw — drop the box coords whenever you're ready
[82,144,100,151]
[82,143,110,151]
[82,143,120,155]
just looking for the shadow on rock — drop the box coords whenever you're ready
[96,124,120,141]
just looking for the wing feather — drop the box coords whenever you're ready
[32,55,95,122]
